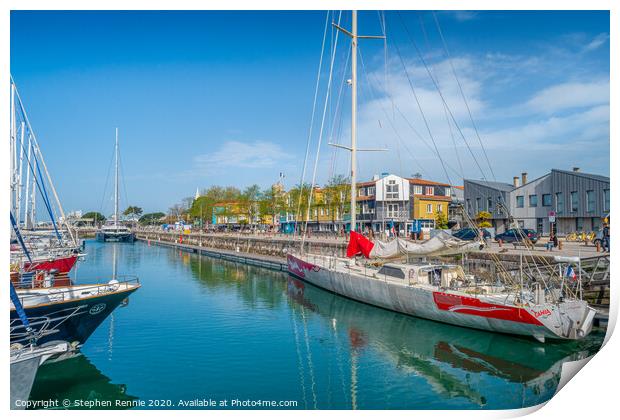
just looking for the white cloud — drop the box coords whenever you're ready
[324,47,610,184]
[524,80,609,114]
[193,140,294,170]
[582,33,609,52]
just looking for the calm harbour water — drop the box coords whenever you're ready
[29,240,605,410]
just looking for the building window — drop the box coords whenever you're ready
[576,217,583,231]
[604,189,610,212]
[556,192,564,215]
[326,208,329,216]
[358,188,364,197]
[445,187,451,197]
[413,185,423,195]
[320,208,324,216]
[368,186,375,196]
[542,194,552,206]
[586,190,595,213]
[437,204,443,212]
[476,198,481,212]
[426,204,433,213]
[425,186,434,195]
[386,181,399,199]
[487,197,493,211]
[387,203,400,218]
[529,195,538,207]
[570,191,578,212]
[466,199,471,214]
[516,196,524,208]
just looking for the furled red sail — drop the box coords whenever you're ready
[347,230,484,259]
[346,231,375,258]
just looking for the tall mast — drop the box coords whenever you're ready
[332,11,384,234]
[350,10,358,233]
[115,128,119,225]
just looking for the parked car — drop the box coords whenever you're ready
[452,227,491,241]
[495,229,539,244]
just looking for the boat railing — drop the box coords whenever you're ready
[15,276,140,307]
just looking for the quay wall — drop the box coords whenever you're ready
[134,231,348,259]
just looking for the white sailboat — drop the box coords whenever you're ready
[287,11,596,342]
[96,128,135,243]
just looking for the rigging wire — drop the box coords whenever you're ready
[432,11,496,181]
[396,11,488,185]
[302,11,343,247]
[294,10,332,238]
[390,22,454,188]
[98,146,116,220]
[417,12,465,178]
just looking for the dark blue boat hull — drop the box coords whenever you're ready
[11,287,139,347]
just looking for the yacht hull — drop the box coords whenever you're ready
[10,285,140,347]
[96,231,135,243]
[287,253,595,341]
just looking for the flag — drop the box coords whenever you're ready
[346,231,375,259]
[565,265,577,281]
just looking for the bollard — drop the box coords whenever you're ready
[596,241,601,252]
[558,240,563,250]
[498,239,503,248]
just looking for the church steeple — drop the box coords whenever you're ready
[195,187,200,200]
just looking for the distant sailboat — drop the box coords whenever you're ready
[96,128,135,243]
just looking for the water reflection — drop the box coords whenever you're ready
[28,353,137,409]
[285,277,601,409]
[34,243,601,410]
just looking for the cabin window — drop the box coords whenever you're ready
[377,266,405,279]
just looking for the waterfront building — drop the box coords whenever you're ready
[464,168,610,235]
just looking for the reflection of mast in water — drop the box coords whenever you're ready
[348,328,366,410]
[300,306,318,409]
[108,243,118,361]
[330,318,348,408]
[290,304,308,409]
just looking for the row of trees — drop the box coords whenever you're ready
[82,206,166,226]
[166,175,353,227]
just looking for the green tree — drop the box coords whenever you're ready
[83,211,106,224]
[435,211,449,229]
[259,185,287,226]
[123,206,143,219]
[475,211,493,228]
[239,184,261,225]
[139,212,166,226]
[323,175,351,226]
[286,183,312,228]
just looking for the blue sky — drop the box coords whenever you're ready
[11,10,609,214]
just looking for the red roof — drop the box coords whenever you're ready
[406,178,451,187]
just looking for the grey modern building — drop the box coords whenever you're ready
[464,168,610,235]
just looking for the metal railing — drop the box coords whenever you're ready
[14,276,140,307]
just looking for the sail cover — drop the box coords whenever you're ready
[347,231,484,259]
